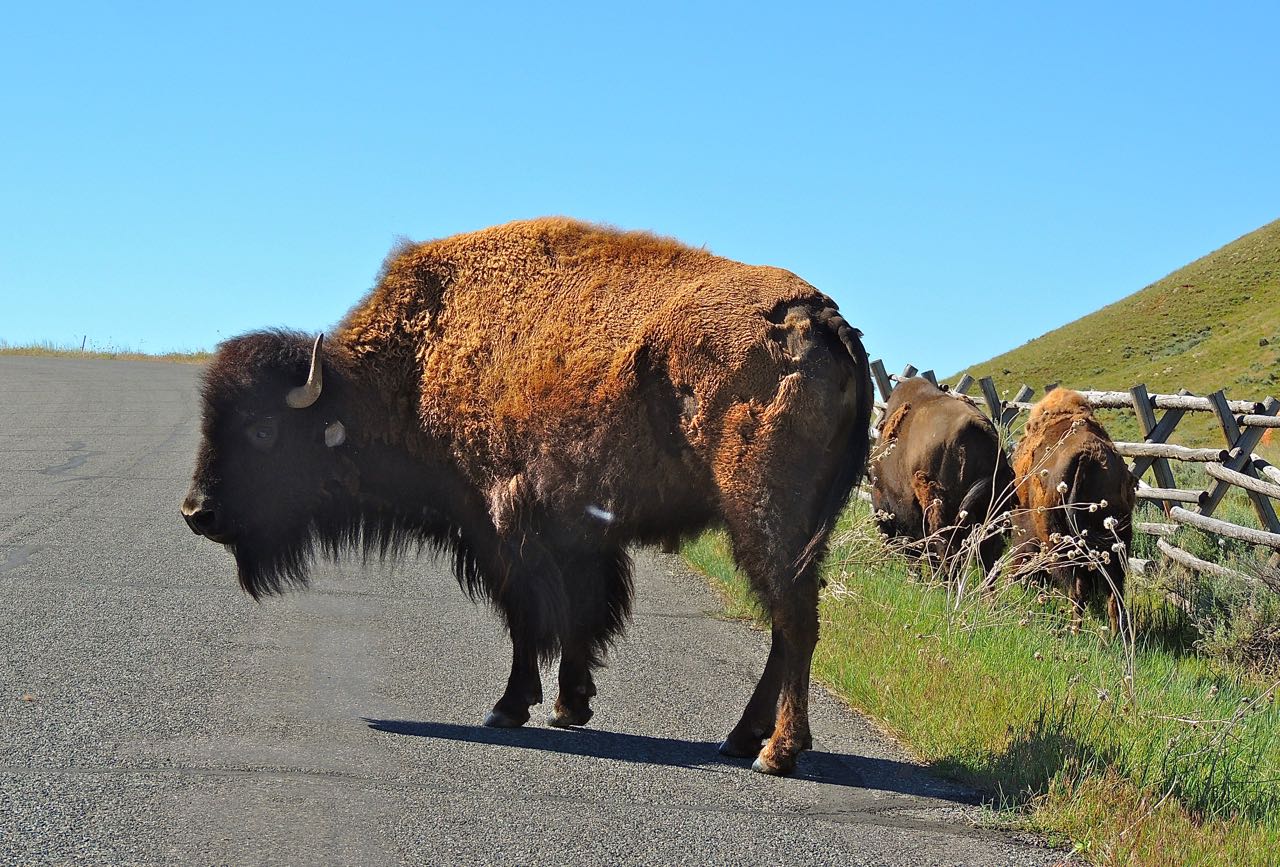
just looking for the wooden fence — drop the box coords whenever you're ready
[868,360,1280,592]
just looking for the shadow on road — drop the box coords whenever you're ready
[365,718,979,804]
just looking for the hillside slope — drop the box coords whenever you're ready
[959,220,1280,403]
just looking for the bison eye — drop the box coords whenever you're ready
[246,417,279,451]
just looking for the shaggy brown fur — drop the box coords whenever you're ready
[182,217,872,776]
[869,377,1014,579]
[1010,388,1137,634]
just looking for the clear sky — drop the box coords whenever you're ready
[3,1,1277,375]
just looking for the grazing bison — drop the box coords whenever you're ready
[870,377,1014,579]
[181,217,872,775]
[1010,388,1136,635]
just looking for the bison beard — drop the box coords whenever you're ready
[182,218,872,776]
[231,531,313,600]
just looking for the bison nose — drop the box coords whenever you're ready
[181,495,219,537]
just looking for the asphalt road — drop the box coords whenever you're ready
[0,356,1064,866]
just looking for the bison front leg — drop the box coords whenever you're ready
[549,644,597,728]
[549,548,633,728]
[484,638,543,728]
[1068,568,1087,635]
[478,534,567,729]
[1103,557,1128,642]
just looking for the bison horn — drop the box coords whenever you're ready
[286,334,325,409]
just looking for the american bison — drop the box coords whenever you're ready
[181,217,872,775]
[869,377,1014,580]
[1010,388,1136,635]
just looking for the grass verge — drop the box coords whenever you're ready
[683,503,1280,866]
[0,340,210,363]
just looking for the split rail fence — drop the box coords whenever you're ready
[868,360,1280,594]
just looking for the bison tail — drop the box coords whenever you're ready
[794,307,874,577]
[956,477,993,527]
[958,456,1017,528]
[1065,451,1094,512]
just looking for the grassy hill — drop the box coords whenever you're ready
[959,219,1280,404]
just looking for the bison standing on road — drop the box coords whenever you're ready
[1010,388,1136,635]
[181,218,872,775]
[870,377,1014,580]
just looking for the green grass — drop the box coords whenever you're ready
[0,340,210,363]
[684,502,1280,866]
[957,218,1280,447]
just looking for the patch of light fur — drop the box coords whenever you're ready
[586,505,615,523]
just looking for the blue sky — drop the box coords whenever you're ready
[2,1,1277,375]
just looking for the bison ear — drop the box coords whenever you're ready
[324,420,347,448]
[287,334,325,409]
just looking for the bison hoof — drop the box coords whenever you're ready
[482,708,529,728]
[751,753,797,776]
[717,737,762,759]
[547,705,593,728]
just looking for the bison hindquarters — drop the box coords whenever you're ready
[715,332,868,775]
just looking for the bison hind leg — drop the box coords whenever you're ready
[711,323,860,775]
[720,539,821,777]
[716,457,834,774]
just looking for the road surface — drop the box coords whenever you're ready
[0,356,1063,865]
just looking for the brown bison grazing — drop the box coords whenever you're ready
[181,217,872,775]
[1010,388,1136,635]
[870,377,1014,579]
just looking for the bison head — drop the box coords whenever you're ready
[182,330,351,598]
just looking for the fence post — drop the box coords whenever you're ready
[1004,385,1033,428]
[1202,392,1280,531]
[1129,384,1181,514]
[871,359,893,402]
[979,377,1002,427]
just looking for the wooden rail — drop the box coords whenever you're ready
[1114,443,1227,462]
[1009,392,1263,414]
[869,359,1280,591]
[1168,507,1280,550]
[1136,482,1208,506]
[1204,463,1280,501]
[1156,538,1253,582]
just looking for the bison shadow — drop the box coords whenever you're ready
[364,718,980,804]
